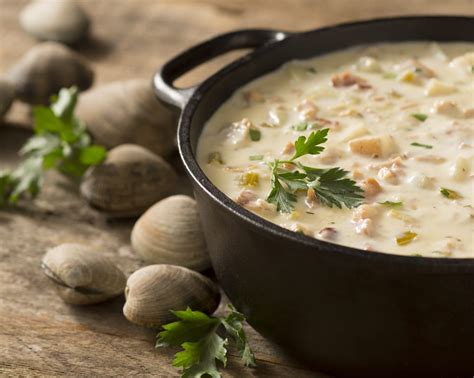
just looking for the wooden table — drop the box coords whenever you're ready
[1,1,472,376]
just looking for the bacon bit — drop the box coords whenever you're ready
[369,156,403,170]
[243,90,265,104]
[400,102,418,110]
[317,227,337,240]
[415,155,446,164]
[313,117,332,125]
[282,141,295,155]
[371,95,385,102]
[280,162,296,170]
[464,108,474,118]
[432,100,464,118]
[331,71,371,89]
[362,177,382,197]
[296,99,319,120]
[235,189,257,205]
[305,187,318,209]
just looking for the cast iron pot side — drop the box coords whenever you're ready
[153,17,474,376]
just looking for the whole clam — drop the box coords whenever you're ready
[80,144,177,218]
[76,79,176,157]
[123,264,220,328]
[131,195,211,271]
[7,42,94,104]
[0,79,15,119]
[20,0,90,44]
[41,243,126,305]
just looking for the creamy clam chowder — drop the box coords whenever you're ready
[197,42,474,258]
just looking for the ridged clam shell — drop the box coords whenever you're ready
[7,42,94,104]
[123,264,220,328]
[41,243,126,305]
[0,79,15,118]
[76,79,176,157]
[80,144,177,218]
[20,0,90,44]
[131,195,211,271]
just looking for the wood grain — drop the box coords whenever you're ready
[0,0,473,376]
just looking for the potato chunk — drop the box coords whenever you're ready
[450,156,471,181]
[425,79,456,96]
[348,135,396,158]
[449,52,474,73]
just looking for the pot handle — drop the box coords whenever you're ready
[153,29,289,109]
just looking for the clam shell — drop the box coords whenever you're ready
[0,79,15,119]
[80,144,177,218]
[76,79,176,157]
[7,42,94,105]
[41,243,126,305]
[123,264,220,328]
[131,195,211,271]
[20,0,90,44]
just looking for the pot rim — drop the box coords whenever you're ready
[176,15,474,268]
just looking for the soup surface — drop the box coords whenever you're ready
[197,42,474,258]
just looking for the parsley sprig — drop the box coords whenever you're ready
[0,87,106,207]
[157,306,256,378]
[267,128,364,213]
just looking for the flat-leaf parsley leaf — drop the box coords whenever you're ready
[266,129,364,213]
[0,87,106,207]
[157,305,256,378]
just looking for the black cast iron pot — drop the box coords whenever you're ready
[153,16,474,376]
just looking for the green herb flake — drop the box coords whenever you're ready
[378,201,403,208]
[306,67,317,74]
[440,187,461,200]
[396,231,418,246]
[249,155,263,161]
[266,129,364,213]
[157,306,256,377]
[471,65,474,73]
[411,142,433,149]
[249,127,261,142]
[292,122,308,132]
[411,113,428,122]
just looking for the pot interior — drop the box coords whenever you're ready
[182,16,474,156]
